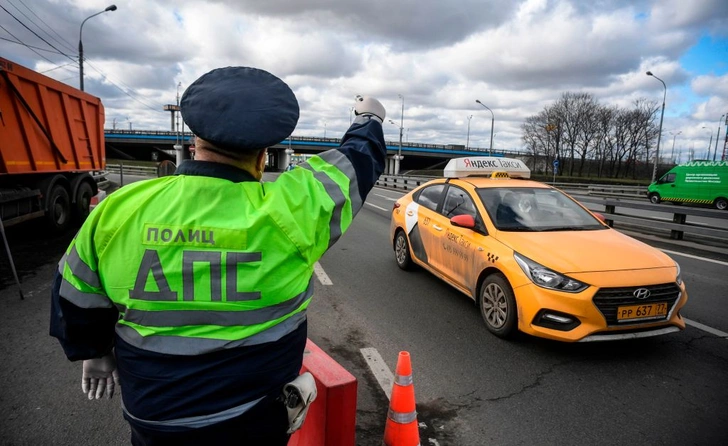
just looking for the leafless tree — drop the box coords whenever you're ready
[521,92,660,180]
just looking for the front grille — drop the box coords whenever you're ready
[593,283,681,326]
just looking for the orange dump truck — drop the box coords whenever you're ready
[0,57,105,231]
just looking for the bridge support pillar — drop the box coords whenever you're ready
[386,156,403,175]
[269,148,293,172]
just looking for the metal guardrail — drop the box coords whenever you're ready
[586,184,647,198]
[106,164,157,175]
[575,196,728,241]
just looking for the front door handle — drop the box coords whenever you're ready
[433,224,443,231]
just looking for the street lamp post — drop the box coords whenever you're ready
[388,94,405,175]
[475,99,494,155]
[714,114,726,161]
[669,131,681,164]
[466,115,473,150]
[702,126,713,159]
[646,71,666,183]
[78,4,117,91]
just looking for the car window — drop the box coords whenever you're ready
[442,186,477,218]
[416,184,445,211]
[477,187,606,232]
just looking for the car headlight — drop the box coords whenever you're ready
[514,252,588,293]
[675,261,682,286]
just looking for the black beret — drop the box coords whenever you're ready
[181,67,299,153]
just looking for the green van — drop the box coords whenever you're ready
[647,160,728,210]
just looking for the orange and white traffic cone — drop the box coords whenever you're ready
[383,351,420,446]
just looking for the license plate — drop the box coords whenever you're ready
[617,302,668,321]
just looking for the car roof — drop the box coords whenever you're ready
[454,177,552,189]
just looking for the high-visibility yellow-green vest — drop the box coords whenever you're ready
[59,150,367,355]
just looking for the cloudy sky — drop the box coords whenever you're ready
[2,0,727,162]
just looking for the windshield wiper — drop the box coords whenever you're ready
[538,226,593,232]
[499,225,534,232]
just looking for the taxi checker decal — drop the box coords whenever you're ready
[487,252,499,264]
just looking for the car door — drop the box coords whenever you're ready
[439,185,489,291]
[406,183,446,268]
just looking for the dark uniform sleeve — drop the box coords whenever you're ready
[49,200,118,361]
[336,116,388,203]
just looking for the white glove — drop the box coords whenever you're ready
[354,95,386,123]
[82,355,120,400]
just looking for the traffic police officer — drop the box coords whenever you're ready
[50,66,387,445]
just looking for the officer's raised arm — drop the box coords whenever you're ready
[271,97,387,261]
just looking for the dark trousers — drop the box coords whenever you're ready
[129,396,290,446]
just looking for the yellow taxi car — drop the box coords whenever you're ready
[390,157,688,342]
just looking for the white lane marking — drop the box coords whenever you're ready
[661,249,728,267]
[313,262,332,285]
[361,348,394,401]
[684,318,728,338]
[365,202,388,211]
[374,193,397,201]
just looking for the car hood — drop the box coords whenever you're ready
[496,228,675,274]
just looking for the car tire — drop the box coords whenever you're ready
[394,230,415,271]
[649,193,661,204]
[715,198,728,211]
[479,273,517,338]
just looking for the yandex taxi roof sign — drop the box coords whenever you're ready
[444,157,531,179]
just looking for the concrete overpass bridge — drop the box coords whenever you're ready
[104,129,525,173]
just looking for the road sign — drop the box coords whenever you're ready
[553,159,559,168]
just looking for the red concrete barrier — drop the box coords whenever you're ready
[288,339,358,446]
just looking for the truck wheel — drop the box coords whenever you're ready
[73,181,94,223]
[649,193,661,204]
[46,183,72,233]
[715,198,728,211]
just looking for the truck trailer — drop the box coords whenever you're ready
[0,57,106,232]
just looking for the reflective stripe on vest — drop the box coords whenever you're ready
[116,311,307,355]
[119,277,313,327]
[60,277,112,309]
[66,246,101,288]
[122,394,265,429]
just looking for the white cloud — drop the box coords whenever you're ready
[693,73,728,97]
[1,0,726,153]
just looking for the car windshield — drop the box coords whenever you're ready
[476,187,607,232]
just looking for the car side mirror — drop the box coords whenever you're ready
[450,214,476,229]
[593,212,606,223]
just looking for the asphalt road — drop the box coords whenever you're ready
[321,189,728,445]
[1,184,727,445]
